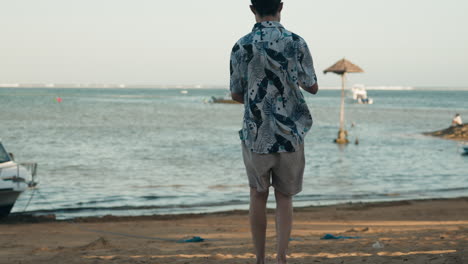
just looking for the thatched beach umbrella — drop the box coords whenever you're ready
[324,58,364,144]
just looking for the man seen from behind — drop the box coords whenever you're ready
[230,1,319,263]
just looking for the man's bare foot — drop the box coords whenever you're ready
[277,255,287,264]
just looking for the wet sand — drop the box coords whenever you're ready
[1,197,468,264]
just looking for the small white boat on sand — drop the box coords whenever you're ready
[0,141,37,217]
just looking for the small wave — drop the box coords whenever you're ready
[294,193,399,202]
[76,197,126,206]
[132,184,188,189]
[109,95,172,99]
[299,187,468,201]
[73,195,189,205]
[24,199,248,215]
[141,195,183,200]
[420,186,468,193]
[112,95,146,98]
[366,86,414,91]
[208,184,249,190]
[319,86,414,91]
[142,195,161,200]
[371,187,468,197]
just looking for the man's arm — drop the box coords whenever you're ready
[302,83,319,95]
[231,92,245,104]
[230,41,246,104]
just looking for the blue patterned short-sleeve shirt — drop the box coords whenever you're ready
[230,21,317,154]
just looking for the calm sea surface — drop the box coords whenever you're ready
[1,87,467,219]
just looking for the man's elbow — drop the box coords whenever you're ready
[306,83,319,95]
[312,83,319,94]
[231,92,244,104]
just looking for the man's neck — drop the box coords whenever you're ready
[255,14,281,23]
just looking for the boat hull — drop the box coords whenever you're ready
[0,190,21,217]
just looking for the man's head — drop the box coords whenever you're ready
[250,0,283,19]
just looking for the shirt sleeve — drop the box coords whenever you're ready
[297,40,317,89]
[230,43,246,94]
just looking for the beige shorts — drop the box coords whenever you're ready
[242,142,305,196]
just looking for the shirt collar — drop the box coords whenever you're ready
[252,21,284,31]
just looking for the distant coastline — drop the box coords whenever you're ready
[1,84,468,91]
[0,84,221,89]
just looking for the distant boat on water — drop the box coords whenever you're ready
[350,84,374,104]
[0,141,38,217]
[205,94,240,104]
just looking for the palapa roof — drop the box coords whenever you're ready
[323,58,364,75]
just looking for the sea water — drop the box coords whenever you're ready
[1,87,467,219]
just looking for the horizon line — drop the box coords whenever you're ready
[1,84,468,91]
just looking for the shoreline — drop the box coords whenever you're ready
[4,196,468,224]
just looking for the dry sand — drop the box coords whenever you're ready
[1,198,468,264]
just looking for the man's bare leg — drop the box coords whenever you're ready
[249,187,269,264]
[275,189,293,264]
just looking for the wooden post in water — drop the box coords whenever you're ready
[335,73,349,144]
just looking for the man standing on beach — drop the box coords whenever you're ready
[230,1,318,263]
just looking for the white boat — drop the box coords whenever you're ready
[0,141,37,217]
[350,84,373,104]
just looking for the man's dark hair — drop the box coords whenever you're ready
[251,0,282,17]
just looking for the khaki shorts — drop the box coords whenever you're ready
[242,142,305,196]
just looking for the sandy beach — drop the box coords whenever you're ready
[1,198,467,264]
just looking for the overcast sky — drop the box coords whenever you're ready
[1,0,467,87]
